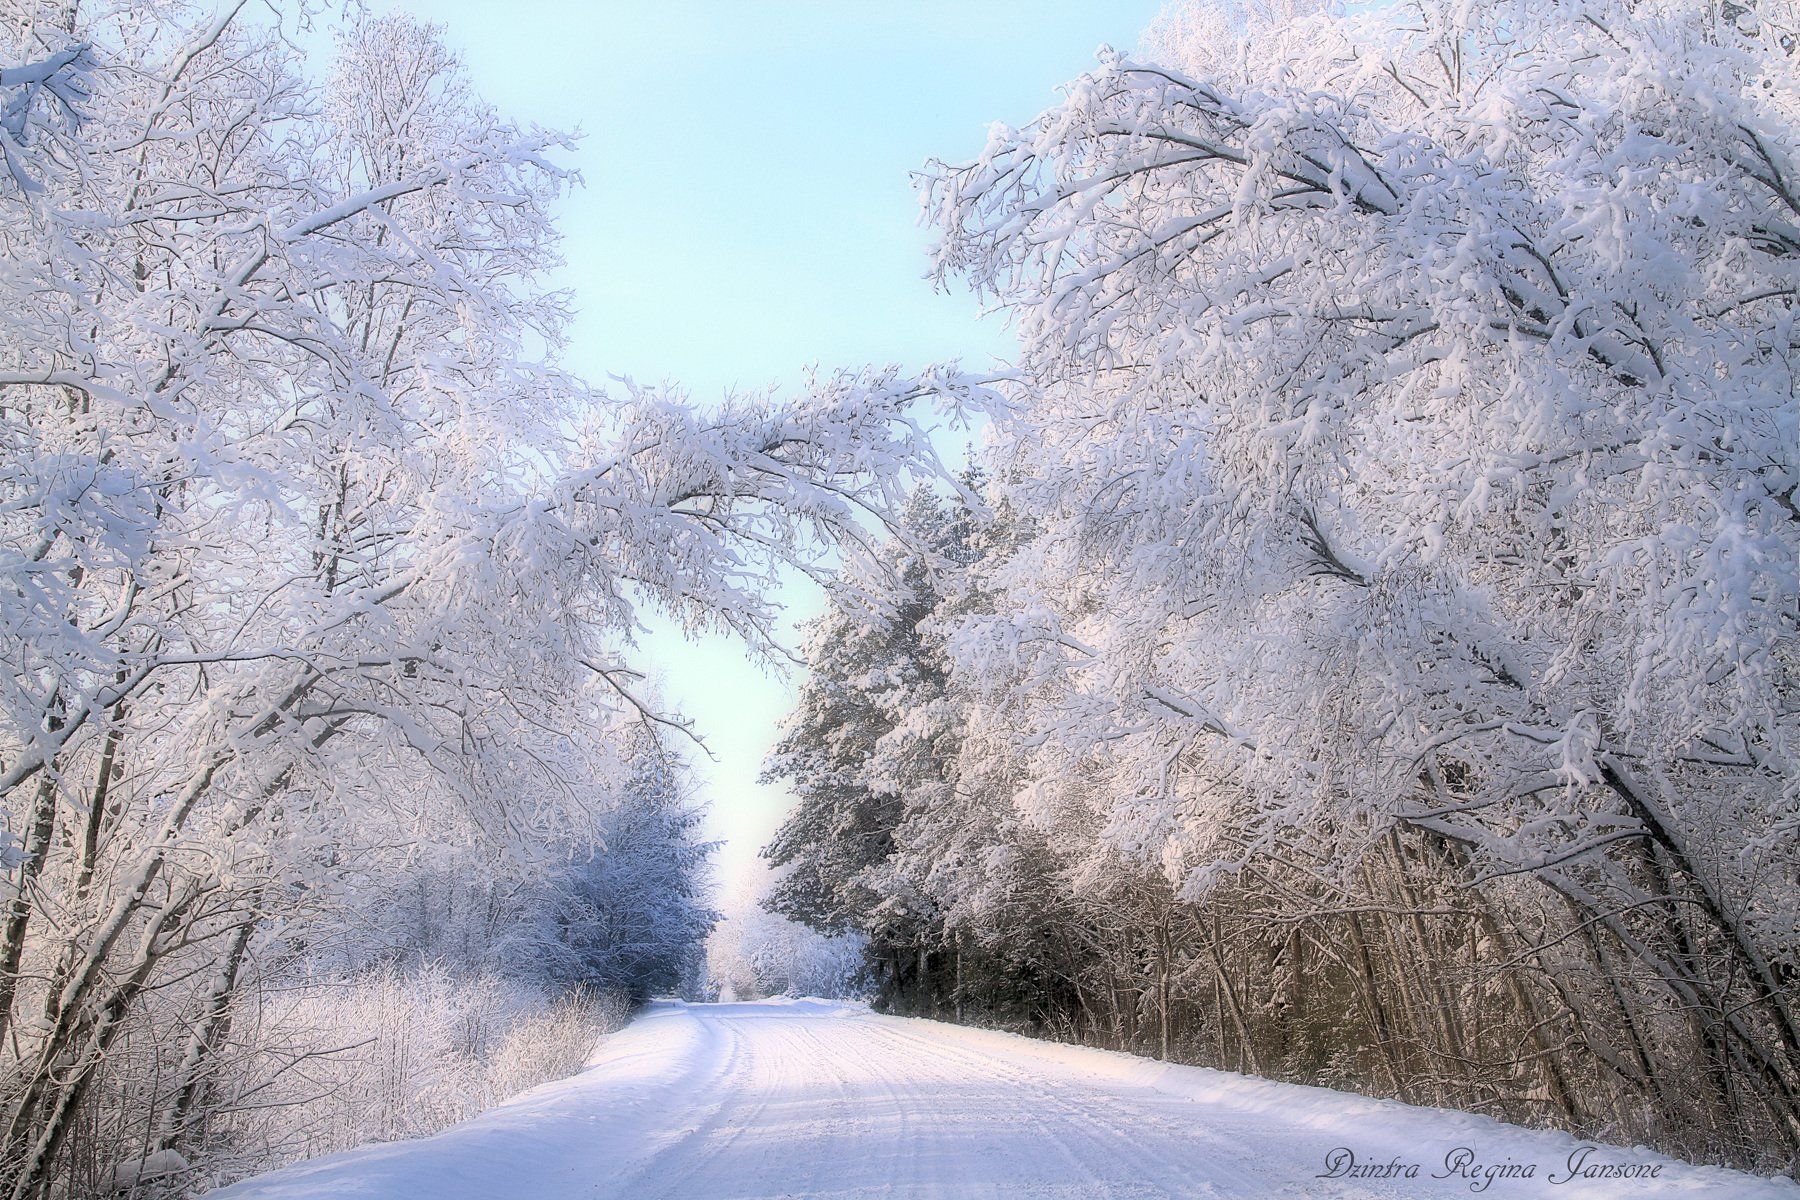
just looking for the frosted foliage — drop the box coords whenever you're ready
[708,868,867,1001]
[749,0,1800,1169]
[0,5,955,1196]
[924,0,1798,934]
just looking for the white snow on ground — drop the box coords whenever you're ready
[209,999,1798,1200]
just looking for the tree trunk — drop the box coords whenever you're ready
[0,776,57,1048]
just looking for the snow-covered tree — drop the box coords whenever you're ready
[707,864,867,1002]
[762,484,986,1009]
[766,0,1799,1170]
[504,741,719,1002]
[0,5,963,1194]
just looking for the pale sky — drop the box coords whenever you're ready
[383,1,1165,896]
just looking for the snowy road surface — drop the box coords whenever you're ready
[212,999,1796,1200]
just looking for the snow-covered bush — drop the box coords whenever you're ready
[485,987,633,1101]
[113,965,634,1194]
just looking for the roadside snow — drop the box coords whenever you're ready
[208,999,1799,1199]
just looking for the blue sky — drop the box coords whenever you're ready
[390,1,1165,894]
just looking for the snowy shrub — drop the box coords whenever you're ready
[483,988,634,1101]
[108,966,633,1196]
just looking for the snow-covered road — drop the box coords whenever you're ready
[213,999,1795,1200]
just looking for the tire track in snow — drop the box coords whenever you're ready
[637,1005,936,1198]
[629,1008,805,1199]
[593,1005,754,1198]
[862,1017,1194,1195]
